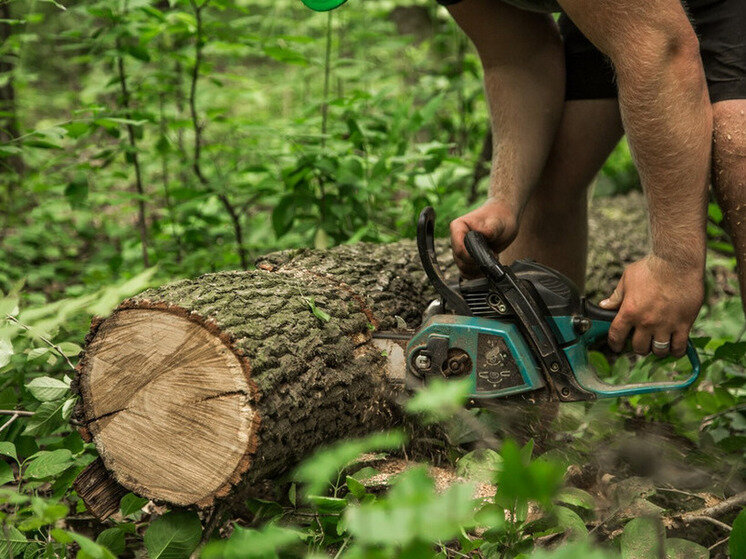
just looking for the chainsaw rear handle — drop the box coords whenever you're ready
[463,230,508,283]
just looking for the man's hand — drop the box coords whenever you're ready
[599,255,703,357]
[450,199,519,278]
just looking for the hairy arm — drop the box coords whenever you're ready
[447,0,565,276]
[558,0,712,355]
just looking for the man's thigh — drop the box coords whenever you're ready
[560,0,746,104]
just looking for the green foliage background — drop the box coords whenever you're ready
[0,0,743,558]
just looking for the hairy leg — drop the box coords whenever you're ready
[712,99,746,316]
[501,99,623,290]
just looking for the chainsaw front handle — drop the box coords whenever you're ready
[572,308,701,397]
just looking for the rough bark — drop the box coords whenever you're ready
[73,195,650,519]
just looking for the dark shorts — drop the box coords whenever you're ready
[561,0,746,103]
[438,0,746,103]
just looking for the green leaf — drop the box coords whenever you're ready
[713,341,746,364]
[554,505,588,538]
[405,378,471,423]
[0,295,19,317]
[588,351,611,376]
[96,527,127,557]
[64,180,88,208]
[527,541,614,559]
[665,538,709,559]
[295,431,405,496]
[121,43,151,62]
[730,508,746,559]
[26,347,49,361]
[271,195,295,237]
[143,510,202,559]
[263,45,308,66]
[0,337,13,369]
[555,487,596,511]
[495,440,563,508]
[456,449,502,483]
[0,525,27,557]
[308,495,347,514]
[201,524,303,559]
[346,475,367,499]
[344,466,476,546]
[26,377,69,402]
[621,517,663,559]
[51,529,116,559]
[56,342,82,357]
[0,442,17,463]
[0,462,14,486]
[120,493,148,516]
[23,400,67,436]
[24,449,73,478]
[303,297,331,323]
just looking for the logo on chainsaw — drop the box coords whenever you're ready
[476,334,524,393]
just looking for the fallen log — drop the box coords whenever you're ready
[73,194,651,519]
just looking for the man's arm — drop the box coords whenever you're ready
[557,0,712,357]
[447,0,566,276]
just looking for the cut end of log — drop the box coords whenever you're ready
[76,304,259,508]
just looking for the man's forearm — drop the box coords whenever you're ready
[448,1,565,217]
[559,0,711,272]
[483,49,564,215]
[616,47,711,271]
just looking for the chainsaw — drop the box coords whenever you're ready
[373,207,700,403]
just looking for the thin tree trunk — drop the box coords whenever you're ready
[0,1,23,213]
[159,90,183,263]
[115,41,149,268]
[188,0,248,270]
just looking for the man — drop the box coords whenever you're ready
[444,0,746,358]
[302,0,740,358]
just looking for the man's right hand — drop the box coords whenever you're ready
[449,198,519,278]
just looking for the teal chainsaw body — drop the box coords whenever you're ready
[397,207,700,403]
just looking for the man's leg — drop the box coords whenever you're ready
[712,100,746,315]
[501,99,623,290]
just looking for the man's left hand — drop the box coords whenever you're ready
[599,255,703,357]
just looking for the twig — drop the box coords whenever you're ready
[4,315,76,371]
[588,505,622,535]
[683,515,731,532]
[437,543,470,558]
[654,486,707,500]
[682,491,746,520]
[700,403,746,428]
[187,0,248,270]
[0,410,32,417]
[190,504,225,559]
[0,413,19,434]
[332,537,349,559]
[709,536,730,551]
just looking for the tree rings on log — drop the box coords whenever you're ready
[75,302,259,509]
